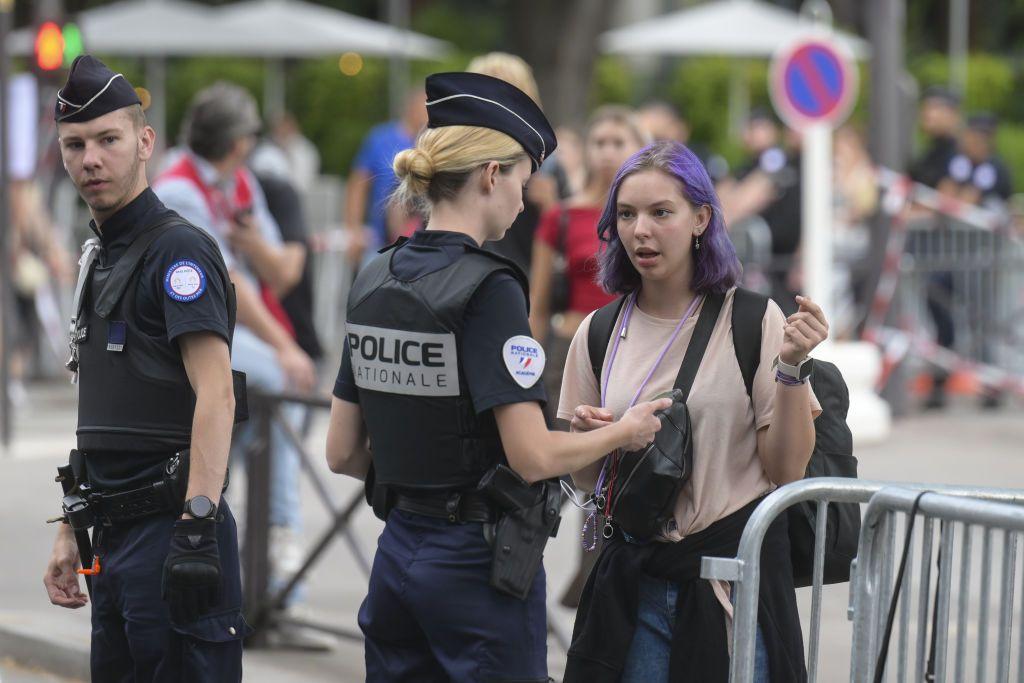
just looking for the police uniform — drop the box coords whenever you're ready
[333,73,557,682]
[56,56,247,681]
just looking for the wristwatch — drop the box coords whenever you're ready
[183,495,217,520]
[775,355,814,383]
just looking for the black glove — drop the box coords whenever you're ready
[162,517,221,623]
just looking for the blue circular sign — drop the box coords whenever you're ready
[770,37,857,128]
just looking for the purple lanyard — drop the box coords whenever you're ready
[592,292,704,500]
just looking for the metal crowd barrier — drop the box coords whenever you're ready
[851,487,1024,682]
[240,390,371,645]
[700,478,1024,683]
[896,215,1024,383]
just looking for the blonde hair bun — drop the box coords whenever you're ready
[393,147,435,197]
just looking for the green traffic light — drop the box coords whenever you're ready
[62,22,83,66]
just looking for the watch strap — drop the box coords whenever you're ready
[183,495,217,520]
[775,355,813,381]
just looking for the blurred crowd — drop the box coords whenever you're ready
[4,50,1021,644]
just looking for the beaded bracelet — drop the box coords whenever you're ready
[775,368,806,386]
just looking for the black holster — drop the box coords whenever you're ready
[55,450,96,574]
[478,465,562,600]
[364,463,396,521]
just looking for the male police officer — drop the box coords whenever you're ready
[42,56,246,681]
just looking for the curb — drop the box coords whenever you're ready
[0,623,89,682]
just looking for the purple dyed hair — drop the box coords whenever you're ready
[596,140,742,295]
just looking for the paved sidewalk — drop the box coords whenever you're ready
[1,382,1020,682]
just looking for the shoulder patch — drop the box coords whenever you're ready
[502,335,545,389]
[164,259,207,303]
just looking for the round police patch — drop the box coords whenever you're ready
[164,260,207,303]
[502,335,545,389]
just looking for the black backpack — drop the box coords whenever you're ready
[587,288,860,587]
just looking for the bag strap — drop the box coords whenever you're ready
[556,205,569,256]
[673,291,725,400]
[730,288,769,399]
[588,295,628,384]
[94,216,181,319]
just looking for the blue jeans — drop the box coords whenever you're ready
[229,327,306,603]
[621,574,770,683]
[229,326,303,532]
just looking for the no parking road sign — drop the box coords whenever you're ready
[770,35,857,129]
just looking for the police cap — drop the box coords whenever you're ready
[425,72,557,170]
[921,85,961,108]
[55,55,142,123]
[966,111,998,135]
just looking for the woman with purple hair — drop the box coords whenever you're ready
[557,141,828,682]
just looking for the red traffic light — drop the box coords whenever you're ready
[35,21,65,72]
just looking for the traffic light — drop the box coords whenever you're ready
[32,21,85,76]
[34,21,64,73]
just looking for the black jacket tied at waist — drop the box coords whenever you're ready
[564,497,807,683]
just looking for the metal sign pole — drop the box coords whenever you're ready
[0,0,14,449]
[802,122,833,315]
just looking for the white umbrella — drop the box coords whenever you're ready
[7,0,450,59]
[601,0,869,59]
[7,0,225,57]
[213,0,450,60]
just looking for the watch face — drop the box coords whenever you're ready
[188,496,215,519]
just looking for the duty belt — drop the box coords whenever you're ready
[393,490,496,523]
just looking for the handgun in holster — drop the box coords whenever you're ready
[52,449,98,581]
[477,464,562,600]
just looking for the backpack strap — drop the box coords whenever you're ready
[94,216,182,319]
[731,288,769,399]
[673,291,725,400]
[587,295,628,384]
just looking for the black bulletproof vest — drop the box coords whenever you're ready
[346,241,529,491]
[76,219,236,453]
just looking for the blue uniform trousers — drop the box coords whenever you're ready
[89,501,247,682]
[359,510,549,682]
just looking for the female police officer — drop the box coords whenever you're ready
[326,72,671,682]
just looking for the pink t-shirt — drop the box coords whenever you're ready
[558,287,822,541]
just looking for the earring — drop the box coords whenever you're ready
[694,235,701,251]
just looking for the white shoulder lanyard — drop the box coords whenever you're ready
[66,238,102,384]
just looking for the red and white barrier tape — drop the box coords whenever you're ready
[871,325,1024,398]
[875,167,1011,233]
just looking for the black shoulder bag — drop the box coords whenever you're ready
[598,292,725,541]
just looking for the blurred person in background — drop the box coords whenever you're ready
[9,180,73,396]
[154,83,324,644]
[528,105,646,606]
[343,87,427,269]
[928,112,1012,410]
[251,111,320,198]
[637,100,689,145]
[938,113,1013,209]
[831,125,877,334]
[909,86,962,189]
[272,111,320,196]
[529,106,647,394]
[469,52,558,272]
[550,125,586,199]
[250,147,324,371]
[906,86,962,409]
[718,109,802,314]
